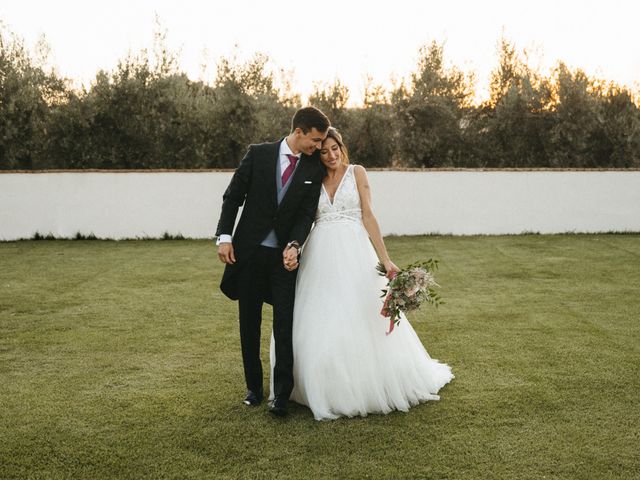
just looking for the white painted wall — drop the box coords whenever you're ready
[373,170,640,235]
[1,170,639,240]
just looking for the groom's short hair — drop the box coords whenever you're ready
[291,106,330,134]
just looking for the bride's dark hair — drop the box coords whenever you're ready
[323,127,350,165]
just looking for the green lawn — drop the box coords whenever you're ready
[1,236,638,479]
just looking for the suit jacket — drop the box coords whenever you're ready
[215,139,324,301]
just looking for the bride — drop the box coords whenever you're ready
[271,127,454,420]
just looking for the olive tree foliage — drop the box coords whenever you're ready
[50,31,295,169]
[468,36,640,168]
[1,22,295,169]
[210,52,295,168]
[347,77,396,167]
[308,78,350,131]
[1,21,638,170]
[0,24,67,169]
[469,36,554,167]
[548,64,640,167]
[392,41,475,167]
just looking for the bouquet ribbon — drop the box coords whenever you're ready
[386,317,396,335]
[381,292,396,335]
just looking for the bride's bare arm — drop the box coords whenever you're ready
[353,165,399,275]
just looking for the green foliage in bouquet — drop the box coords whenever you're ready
[377,260,442,332]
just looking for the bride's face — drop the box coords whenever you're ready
[320,137,342,170]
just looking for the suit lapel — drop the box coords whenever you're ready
[265,141,280,209]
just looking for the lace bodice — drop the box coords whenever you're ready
[315,165,362,225]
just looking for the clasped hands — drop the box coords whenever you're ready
[217,242,300,271]
[282,244,299,271]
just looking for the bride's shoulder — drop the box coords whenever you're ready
[352,164,367,179]
[351,165,370,193]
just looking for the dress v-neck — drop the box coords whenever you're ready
[322,165,351,206]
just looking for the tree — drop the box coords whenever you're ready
[479,36,553,167]
[210,53,292,168]
[346,77,394,167]
[0,26,67,169]
[393,41,474,167]
[308,79,350,131]
[547,63,601,167]
[600,86,640,167]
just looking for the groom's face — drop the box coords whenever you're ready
[296,128,327,156]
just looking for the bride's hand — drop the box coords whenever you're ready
[384,260,400,279]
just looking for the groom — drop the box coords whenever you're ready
[215,106,330,417]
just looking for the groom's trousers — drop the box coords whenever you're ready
[236,246,297,399]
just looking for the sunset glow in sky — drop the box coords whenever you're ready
[1,0,638,105]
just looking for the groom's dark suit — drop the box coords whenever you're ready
[216,139,323,402]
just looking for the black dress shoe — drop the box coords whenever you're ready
[269,397,288,417]
[243,390,264,406]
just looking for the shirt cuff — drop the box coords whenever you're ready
[216,234,232,245]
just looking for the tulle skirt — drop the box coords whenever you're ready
[271,219,454,420]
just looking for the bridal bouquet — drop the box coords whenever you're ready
[377,259,442,335]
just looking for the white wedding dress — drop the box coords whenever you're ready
[271,164,454,420]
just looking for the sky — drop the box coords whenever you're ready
[1,0,639,105]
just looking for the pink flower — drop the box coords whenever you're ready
[405,284,420,297]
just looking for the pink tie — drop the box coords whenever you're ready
[282,154,298,185]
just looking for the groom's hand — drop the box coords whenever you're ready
[218,243,236,264]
